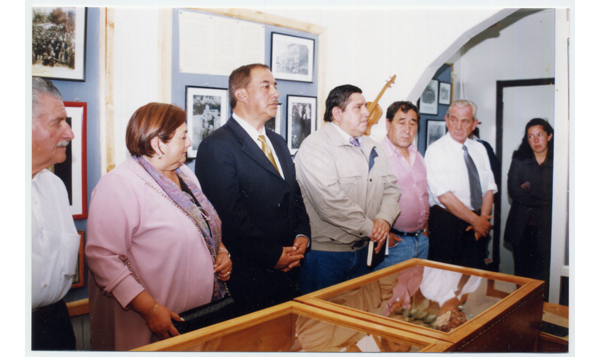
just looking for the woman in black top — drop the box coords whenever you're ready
[504,118,554,299]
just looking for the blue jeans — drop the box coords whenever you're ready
[299,246,371,295]
[374,232,429,271]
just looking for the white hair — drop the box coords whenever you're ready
[446,99,477,119]
[32,77,63,123]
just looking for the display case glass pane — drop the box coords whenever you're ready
[175,311,427,352]
[325,265,519,333]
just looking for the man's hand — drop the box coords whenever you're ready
[274,246,304,272]
[389,232,402,248]
[466,214,493,241]
[289,235,309,256]
[370,219,390,253]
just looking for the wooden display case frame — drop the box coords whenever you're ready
[134,301,451,352]
[295,258,544,352]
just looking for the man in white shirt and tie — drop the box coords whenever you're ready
[424,100,497,270]
[31,77,80,350]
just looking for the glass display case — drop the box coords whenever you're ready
[295,258,544,352]
[133,301,451,352]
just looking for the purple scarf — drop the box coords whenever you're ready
[133,156,227,301]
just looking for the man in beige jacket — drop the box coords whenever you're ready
[295,84,401,294]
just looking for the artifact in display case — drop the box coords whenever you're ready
[133,301,451,352]
[295,258,544,352]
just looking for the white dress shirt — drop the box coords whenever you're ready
[232,113,285,179]
[424,133,497,210]
[32,169,80,309]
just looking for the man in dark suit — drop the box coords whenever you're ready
[195,63,311,317]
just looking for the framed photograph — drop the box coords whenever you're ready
[271,32,315,83]
[186,86,229,158]
[265,104,283,135]
[32,7,87,81]
[426,120,446,149]
[419,79,439,115]
[52,102,87,220]
[71,231,85,289]
[287,95,317,154]
[439,82,452,105]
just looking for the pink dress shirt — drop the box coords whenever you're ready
[380,137,429,232]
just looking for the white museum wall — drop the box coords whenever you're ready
[451,9,556,149]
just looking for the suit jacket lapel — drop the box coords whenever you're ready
[227,117,285,180]
[267,129,293,184]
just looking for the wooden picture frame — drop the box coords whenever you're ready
[185,86,229,159]
[271,32,315,83]
[438,82,452,105]
[265,103,283,135]
[419,79,439,115]
[287,95,317,154]
[53,101,87,220]
[32,7,87,81]
[426,119,446,149]
[71,231,85,289]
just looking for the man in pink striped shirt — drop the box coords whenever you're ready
[375,101,429,270]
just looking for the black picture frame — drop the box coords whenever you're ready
[287,95,317,154]
[32,7,87,81]
[439,82,452,105]
[419,79,439,115]
[271,32,315,83]
[185,86,229,159]
[426,119,446,149]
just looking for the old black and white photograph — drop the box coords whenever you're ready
[426,119,446,149]
[419,79,439,115]
[186,86,228,158]
[439,81,452,105]
[271,32,315,82]
[32,7,86,81]
[287,95,317,154]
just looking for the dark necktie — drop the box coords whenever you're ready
[463,145,482,210]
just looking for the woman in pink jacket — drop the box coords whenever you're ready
[86,103,232,350]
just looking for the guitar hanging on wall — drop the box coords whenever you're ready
[365,75,396,136]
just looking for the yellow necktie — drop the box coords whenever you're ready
[258,135,280,174]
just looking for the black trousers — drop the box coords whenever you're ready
[32,299,76,350]
[428,207,489,270]
[513,224,551,300]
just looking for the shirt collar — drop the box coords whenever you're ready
[382,136,416,157]
[331,122,360,145]
[232,112,266,140]
[445,132,477,151]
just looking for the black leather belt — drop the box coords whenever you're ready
[390,227,422,237]
[433,205,481,215]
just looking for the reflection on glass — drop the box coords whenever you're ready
[176,312,424,352]
[326,265,518,333]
